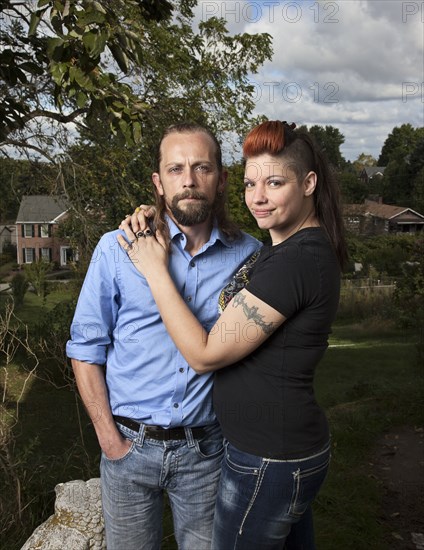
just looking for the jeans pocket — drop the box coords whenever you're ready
[194,426,224,459]
[287,455,330,517]
[101,440,136,463]
[224,442,262,475]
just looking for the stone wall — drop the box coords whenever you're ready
[21,478,105,550]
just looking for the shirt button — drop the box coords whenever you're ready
[179,368,185,373]
[186,296,192,302]
[173,403,179,408]
[190,261,195,268]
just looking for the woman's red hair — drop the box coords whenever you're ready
[243,121,296,158]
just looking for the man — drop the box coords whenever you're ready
[66,122,259,550]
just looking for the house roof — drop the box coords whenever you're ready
[344,200,424,223]
[16,195,70,223]
[362,166,386,178]
[0,225,14,234]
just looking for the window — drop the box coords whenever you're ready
[23,224,34,237]
[60,246,75,266]
[40,224,50,238]
[40,248,52,261]
[23,248,35,263]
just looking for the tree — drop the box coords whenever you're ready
[226,161,268,242]
[1,0,272,255]
[1,0,272,158]
[352,153,377,174]
[297,125,346,170]
[394,238,424,364]
[0,157,54,221]
[379,126,424,207]
[24,259,53,298]
[377,123,420,166]
[339,172,368,204]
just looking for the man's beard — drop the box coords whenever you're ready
[168,190,213,226]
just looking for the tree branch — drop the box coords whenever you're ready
[21,108,89,126]
[0,140,56,162]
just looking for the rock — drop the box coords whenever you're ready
[21,478,105,550]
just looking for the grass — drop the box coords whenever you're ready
[313,323,423,550]
[0,297,422,548]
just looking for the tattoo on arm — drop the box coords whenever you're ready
[232,294,276,336]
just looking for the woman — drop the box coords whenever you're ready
[118,120,347,549]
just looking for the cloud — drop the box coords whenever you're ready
[197,0,424,161]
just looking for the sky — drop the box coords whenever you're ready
[195,0,424,162]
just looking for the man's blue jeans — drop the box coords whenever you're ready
[100,421,223,550]
[211,441,330,550]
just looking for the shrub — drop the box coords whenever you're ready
[24,260,53,299]
[10,273,29,306]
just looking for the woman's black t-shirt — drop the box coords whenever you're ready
[213,227,341,459]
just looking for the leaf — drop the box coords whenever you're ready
[19,62,44,76]
[76,91,88,108]
[77,10,106,27]
[132,121,142,144]
[74,68,96,91]
[82,31,107,58]
[15,69,28,84]
[46,37,65,58]
[109,44,129,74]
[29,10,43,36]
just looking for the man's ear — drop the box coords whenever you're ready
[303,171,317,197]
[152,173,163,196]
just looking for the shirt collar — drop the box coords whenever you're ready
[167,215,234,249]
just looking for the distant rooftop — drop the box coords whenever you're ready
[16,195,70,223]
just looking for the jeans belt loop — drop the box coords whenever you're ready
[184,427,196,448]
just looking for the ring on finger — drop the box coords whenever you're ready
[136,231,145,239]
[144,229,153,237]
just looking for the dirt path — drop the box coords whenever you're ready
[371,426,424,549]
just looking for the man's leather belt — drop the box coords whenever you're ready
[113,415,206,441]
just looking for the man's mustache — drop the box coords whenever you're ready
[176,190,208,201]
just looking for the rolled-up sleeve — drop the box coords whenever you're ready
[66,233,120,365]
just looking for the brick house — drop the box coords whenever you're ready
[343,199,424,236]
[15,195,76,267]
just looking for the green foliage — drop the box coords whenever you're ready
[337,281,396,322]
[1,0,272,156]
[339,171,368,204]
[378,125,424,209]
[377,123,421,166]
[2,243,17,260]
[0,158,54,222]
[393,239,424,362]
[10,273,29,306]
[226,161,268,242]
[345,234,418,278]
[352,153,377,174]
[298,124,346,169]
[24,260,54,299]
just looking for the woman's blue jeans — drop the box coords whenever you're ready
[211,441,330,550]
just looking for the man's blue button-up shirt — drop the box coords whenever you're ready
[66,218,259,428]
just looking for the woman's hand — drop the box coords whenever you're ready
[119,204,156,234]
[117,208,168,280]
